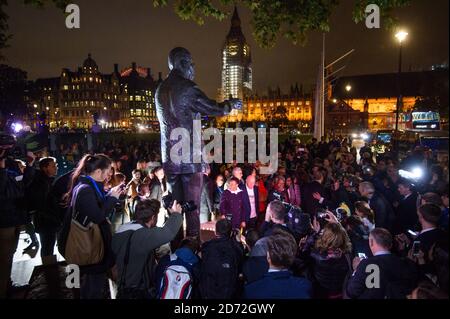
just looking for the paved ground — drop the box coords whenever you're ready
[10,222,216,299]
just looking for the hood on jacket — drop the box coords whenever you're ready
[175,247,199,265]
[116,222,143,234]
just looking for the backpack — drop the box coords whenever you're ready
[116,231,157,299]
[199,238,240,299]
[159,254,193,299]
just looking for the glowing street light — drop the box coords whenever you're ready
[345,84,352,92]
[394,29,409,132]
[395,30,409,43]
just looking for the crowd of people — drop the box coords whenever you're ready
[0,134,448,299]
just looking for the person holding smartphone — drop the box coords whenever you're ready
[346,228,418,299]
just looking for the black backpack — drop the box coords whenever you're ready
[116,230,157,299]
[199,238,240,299]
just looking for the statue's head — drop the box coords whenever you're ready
[168,47,195,80]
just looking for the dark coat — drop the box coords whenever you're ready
[244,271,312,299]
[308,250,351,297]
[368,192,395,231]
[242,256,269,284]
[219,189,246,229]
[213,185,224,211]
[414,228,445,257]
[301,181,326,215]
[27,170,57,232]
[155,69,233,174]
[0,166,34,228]
[394,192,418,234]
[346,254,418,299]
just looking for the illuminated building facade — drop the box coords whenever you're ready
[26,54,161,129]
[119,63,158,127]
[218,85,313,128]
[220,6,252,108]
[330,70,448,131]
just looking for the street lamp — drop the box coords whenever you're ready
[345,84,352,132]
[394,30,408,131]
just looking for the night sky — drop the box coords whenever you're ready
[3,0,449,97]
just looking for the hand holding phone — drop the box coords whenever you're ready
[412,241,421,257]
[358,253,367,259]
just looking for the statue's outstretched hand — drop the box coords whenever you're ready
[228,98,243,110]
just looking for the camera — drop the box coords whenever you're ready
[162,192,197,213]
[0,133,17,159]
[316,209,328,220]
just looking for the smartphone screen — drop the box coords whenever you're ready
[412,241,421,255]
[358,253,367,259]
[407,229,417,237]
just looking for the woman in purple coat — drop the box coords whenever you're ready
[220,177,246,229]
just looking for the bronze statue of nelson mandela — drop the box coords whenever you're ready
[155,47,242,238]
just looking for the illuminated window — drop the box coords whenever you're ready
[306,101,310,105]
[130,96,134,101]
[63,85,69,90]
[89,77,93,82]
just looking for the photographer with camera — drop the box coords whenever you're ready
[111,198,183,299]
[0,139,36,298]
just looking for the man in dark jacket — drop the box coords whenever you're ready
[414,203,444,256]
[302,165,328,216]
[346,228,418,299]
[155,47,241,238]
[359,181,395,232]
[259,200,295,238]
[27,157,59,258]
[244,230,311,299]
[393,179,418,234]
